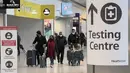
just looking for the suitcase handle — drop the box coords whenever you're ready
[27,57,32,59]
[30,45,36,50]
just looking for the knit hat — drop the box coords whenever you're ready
[36,30,41,35]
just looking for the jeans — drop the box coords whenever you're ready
[50,57,54,65]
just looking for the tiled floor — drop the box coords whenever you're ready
[18,48,87,73]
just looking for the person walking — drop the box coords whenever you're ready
[75,32,80,44]
[33,30,47,66]
[68,29,78,49]
[19,44,26,53]
[57,32,67,64]
[46,35,56,68]
[54,33,58,48]
[54,33,58,58]
[17,33,21,56]
[80,32,85,48]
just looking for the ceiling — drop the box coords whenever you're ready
[71,0,130,9]
[71,0,86,8]
[60,0,86,8]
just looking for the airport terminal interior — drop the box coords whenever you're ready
[1,0,87,73]
[0,0,130,73]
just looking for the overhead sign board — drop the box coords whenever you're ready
[0,0,20,9]
[41,5,55,19]
[0,26,17,73]
[14,0,41,19]
[87,0,128,65]
[14,1,55,19]
[0,9,6,13]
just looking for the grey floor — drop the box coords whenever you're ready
[17,47,87,73]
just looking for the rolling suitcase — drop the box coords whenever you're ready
[26,50,36,67]
[67,50,74,66]
[39,55,46,68]
[73,51,84,66]
[67,50,72,61]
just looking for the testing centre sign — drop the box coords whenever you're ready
[87,0,128,65]
[0,26,17,73]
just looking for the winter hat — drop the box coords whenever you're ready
[36,30,41,35]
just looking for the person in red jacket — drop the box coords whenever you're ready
[46,35,55,68]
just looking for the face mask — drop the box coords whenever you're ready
[50,37,53,39]
[36,34,39,37]
[60,35,63,37]
[72,32,75,34]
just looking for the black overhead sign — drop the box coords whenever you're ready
[0,9,6,13]
[0,0,20,9]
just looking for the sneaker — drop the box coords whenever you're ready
[36,64,39,67]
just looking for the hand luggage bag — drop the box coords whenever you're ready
[67,50,73,62]
[67,50,74,65]
[73,51,84,66]
[79,50,84,61]
[39,55,46,68]
[26,50,36,67]
[67,50,84,66]
[39,47,47,68]
[74,51,84,61]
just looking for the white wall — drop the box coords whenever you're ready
[0,13,3,57]
[73,5,87,34]
[73,6,83,14]
[0,14,3,26]
[54,19,66,35]
[80,9,87,33]
[54,18,73,37]
[7,15,43,51]
[80,20,86,33]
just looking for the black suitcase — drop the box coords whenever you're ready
[67,50,84,66]
[72,50,84,66]
[67,50,74,65]
[26,50,36,67]
[74,50,84,61]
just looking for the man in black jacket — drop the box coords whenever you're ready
[80,32,85,48]
[57,32,67,64]
[17,33,21,56]
[68,29,79,47]
[33,31,47,66]
[54,33,58,55]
